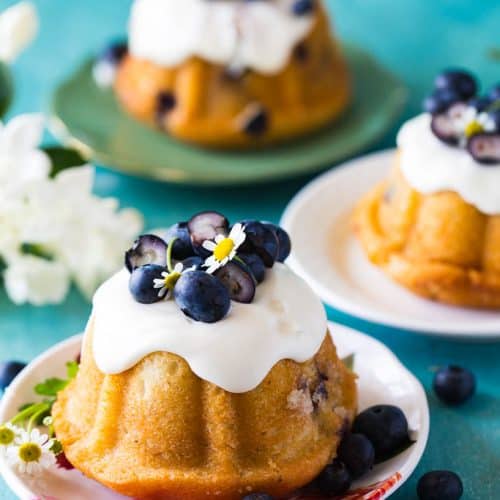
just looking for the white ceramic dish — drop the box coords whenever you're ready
[281,149,500,340]
[0,323,428,499]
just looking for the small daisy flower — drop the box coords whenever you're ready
[0,423,21,457]
[153,262,193,299]
[459,106,495,141]
[6,428,56,475]
[202,223,246,274]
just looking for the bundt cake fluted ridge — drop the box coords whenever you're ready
[53,321,357,499]
[354,164,500,308]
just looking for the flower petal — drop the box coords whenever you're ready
[202,240,217,251]
[0,2,39,63]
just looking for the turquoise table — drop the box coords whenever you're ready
[1,1,500,498]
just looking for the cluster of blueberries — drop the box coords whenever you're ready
[242,365,475,500]
[423,69,500,164]
[125,211,291,323]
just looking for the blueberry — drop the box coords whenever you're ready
[239,221,279,268]
[423,88,462,114]
[165,223,195,261]
[292,0,315,16]
[129,264,166,304]
[488,109,500,130]
[188,211,229,257]
[174,271,230,323]
[263,223,291,262]
[352,405,410,461]
[468,95,492,112]
[488,83,500,100]
[125,235,167,273]
[243,106,268,136]
[316,459,352,496]
[417,471,463,500]
[337,433,375,479]
[467,133,500,165]
[99,40,128,65]
[433,365,476,405]
[434,69,478,99]
[181,256,204,271]
[215,262,256,303]
[0,361,26,390]
[156,91,176,123]
[239,253,266,283]
[242,494,273,500]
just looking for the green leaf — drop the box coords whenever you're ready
[66,361,79,379]
[42,146,87,178]
[341,354,355,371]
[20,243,54,261]
[0,62,13,119]
[17,402,36,412]
[34,378,69,397]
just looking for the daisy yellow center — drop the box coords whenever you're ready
[214,238,235,261]
[18,442,42,463]
[0,427,15,446]
[465,120,484,138]
[164,271,181,290]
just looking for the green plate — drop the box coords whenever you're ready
[0,62,13,118]
[50,45,407,185]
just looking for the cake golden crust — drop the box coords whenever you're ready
[53,326,356,499]
[114,6,350,149]
[354,162,500,309]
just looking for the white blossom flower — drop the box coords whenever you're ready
[0,113,144,306]
[0,113,51,190]
[202,223,246,274]
[5,428,56,475]
[153,262,194,299]
[4,255,70,306]
[0,2,38,63]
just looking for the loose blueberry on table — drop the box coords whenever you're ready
[433,365,476,406]
[0,361,27,391]
[125,212,292,323]
[417,470,464,500]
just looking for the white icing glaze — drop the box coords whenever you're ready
[91,263,327,393]
[397,113,500,215]
[128,0,315,74]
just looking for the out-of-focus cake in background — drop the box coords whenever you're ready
[95,0,351,149]
[354,70,500,309]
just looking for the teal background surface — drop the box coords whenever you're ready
[1,0,500,498]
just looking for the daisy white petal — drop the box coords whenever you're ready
[173,262,184,273]
[202,240,217,251]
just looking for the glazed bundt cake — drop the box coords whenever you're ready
[110,0,350,148]
[53,215,357,499]
[354,70,500,308]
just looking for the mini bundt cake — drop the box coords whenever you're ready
[354,70,500,308]
[53,215,357,499]
[110,0,350,148]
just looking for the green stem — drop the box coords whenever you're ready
[27,404,51,433]
[10,402,46,425]
[234,255,246,267]
[166,237,177,273]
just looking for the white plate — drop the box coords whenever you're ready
[281,149,500,340]
[0,324,428,500]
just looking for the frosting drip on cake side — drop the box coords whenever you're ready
[91,263,327,393]
[128,0,315,74]
[398,113,500,215]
